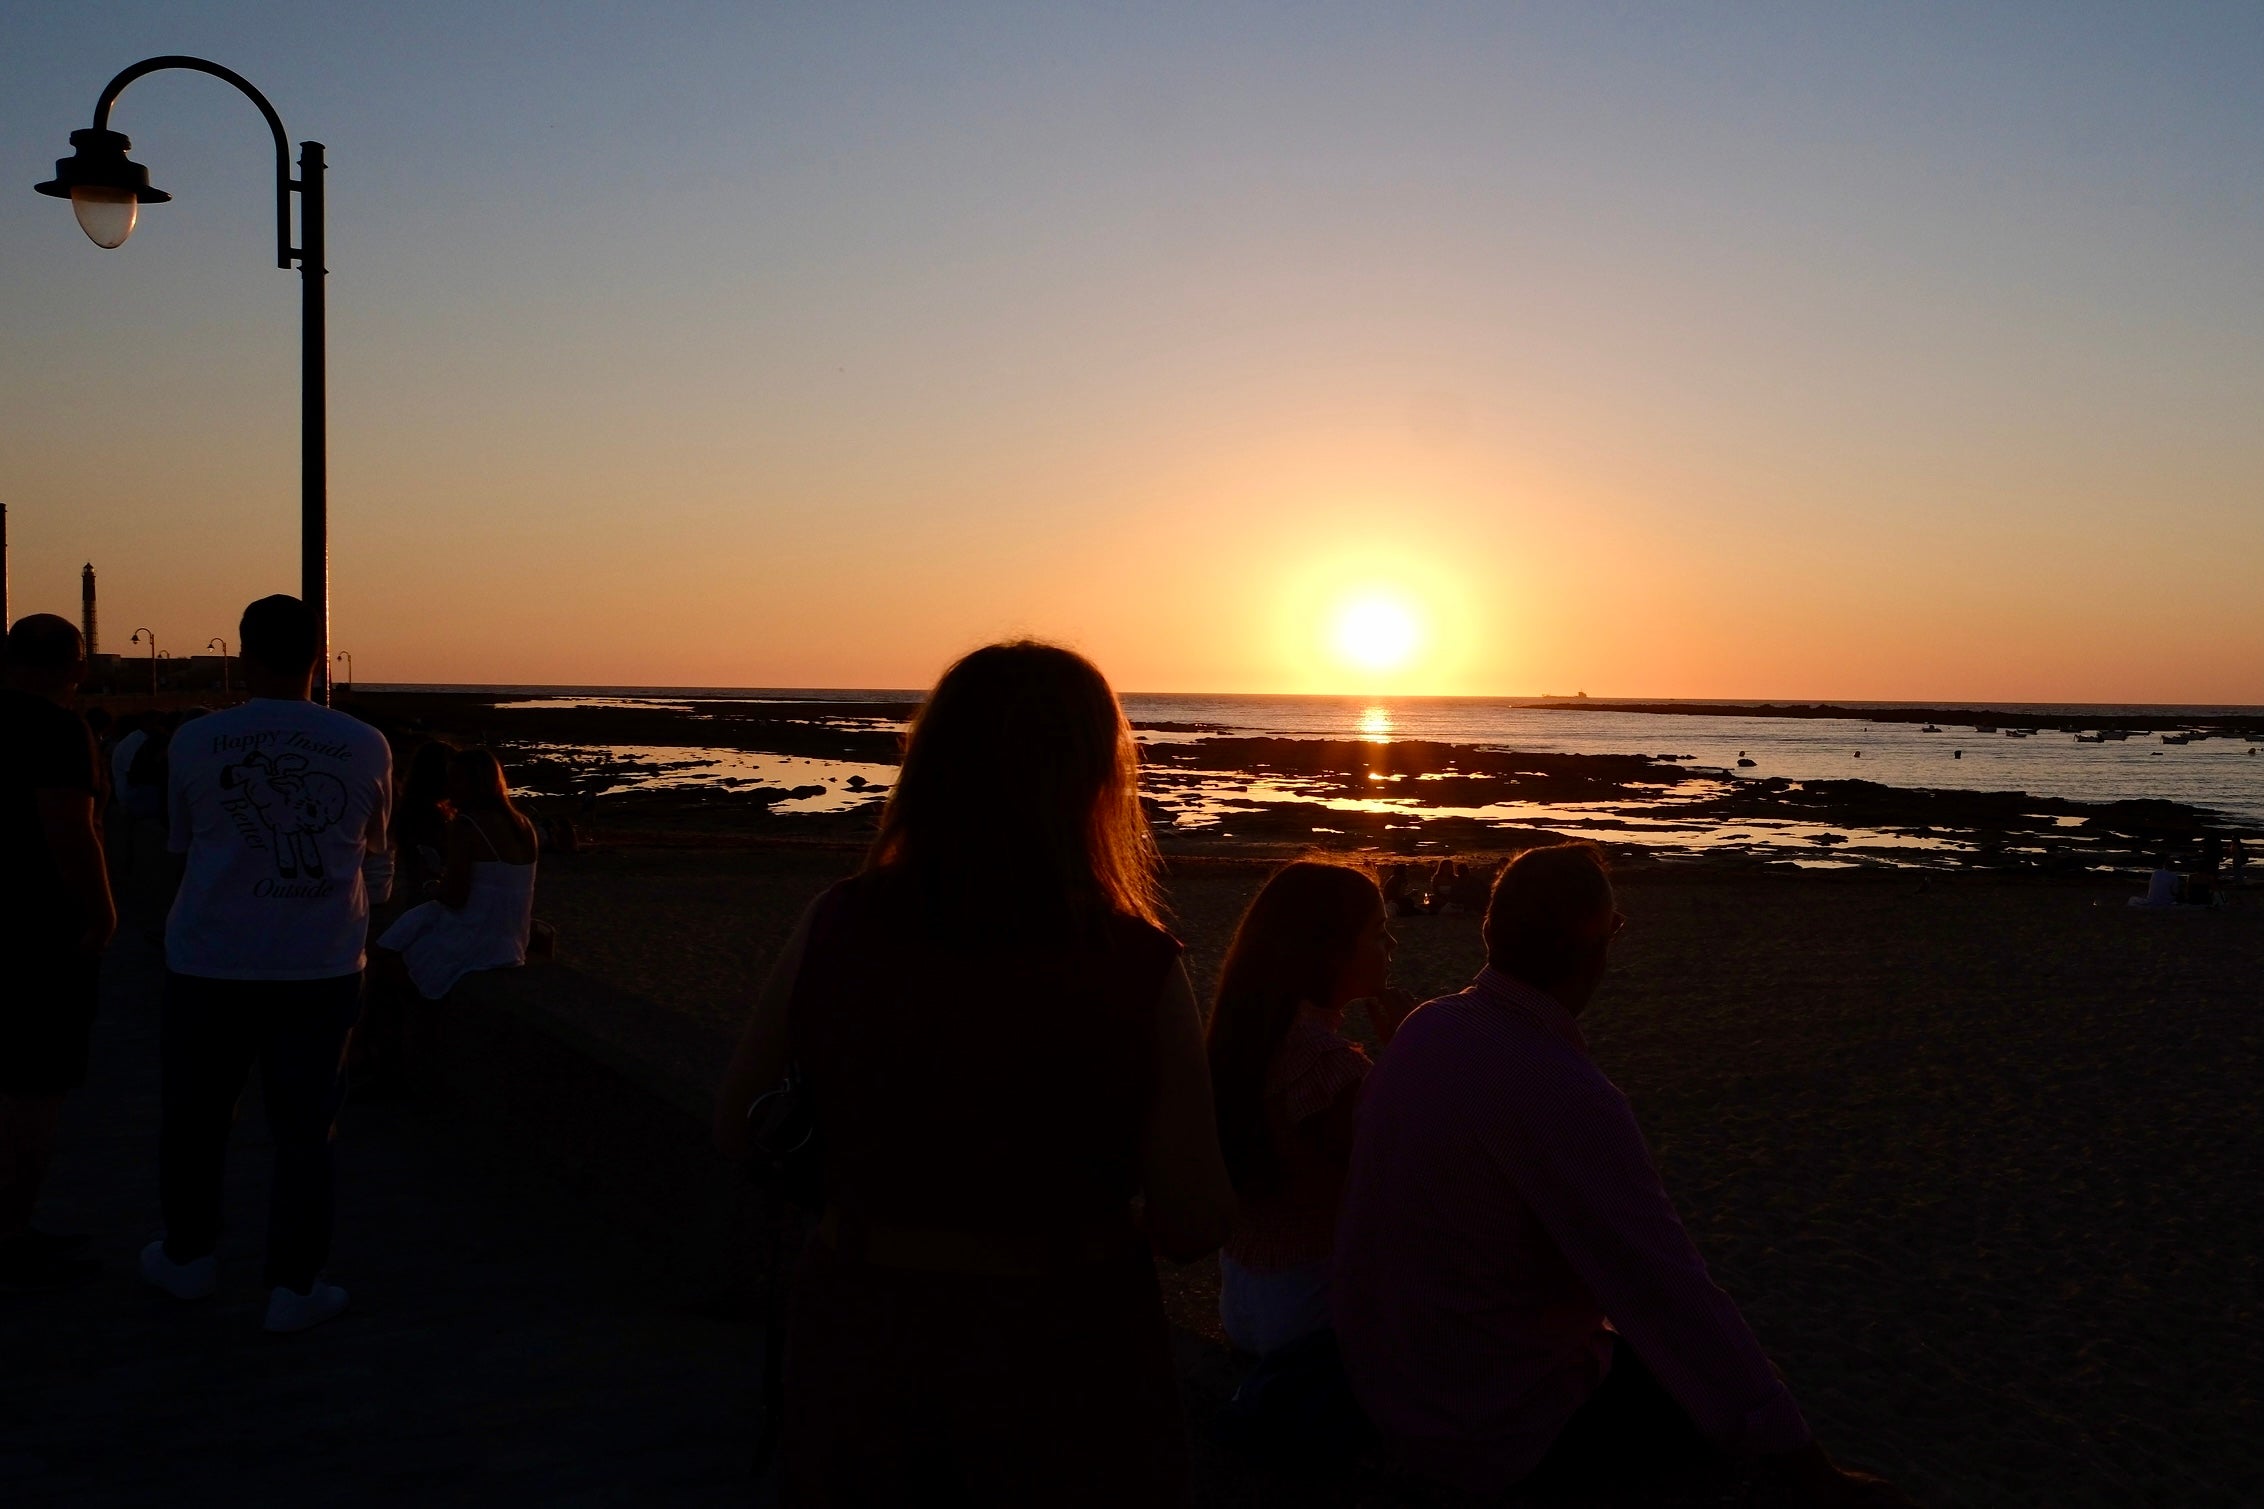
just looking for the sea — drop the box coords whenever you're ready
[392,687,2264,834]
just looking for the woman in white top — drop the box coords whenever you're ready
[377,748,537,999]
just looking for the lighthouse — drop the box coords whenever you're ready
[81,562,98,657]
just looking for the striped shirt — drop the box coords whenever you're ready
[1332,967,1810,1493]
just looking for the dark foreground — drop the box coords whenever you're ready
[7,855,2261,1507]
[0,931,758,1508]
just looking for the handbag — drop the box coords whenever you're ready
[744,1062,824,1214]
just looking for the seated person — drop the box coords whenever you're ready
[390,737,455,905]
[1206,862,1412,1357]
[1378,862,1416,918]
[2130,861,2188,908]
[376,748,537,1000]
[1333,843,1909,1505]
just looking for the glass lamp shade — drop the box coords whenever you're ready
[70,184,139,248]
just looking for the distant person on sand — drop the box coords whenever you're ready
[1333,843,1910,1505]
[141,596,393,1334]
[0,615,116,1290]
[376,748,537,1000]
[2192,834,2223,905]
[714,640,1234,1505]
[1208,862,1410,1358]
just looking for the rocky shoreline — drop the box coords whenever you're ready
[343,690,2245,871]
[1530,698,2264,737]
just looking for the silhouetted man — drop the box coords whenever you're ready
[0,615,115,1289]
[140,596,392,1332]
[1333,843,1909,1505]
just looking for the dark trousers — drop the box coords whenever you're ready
[160,972,363,1292]
[1521,1338,1717,1497]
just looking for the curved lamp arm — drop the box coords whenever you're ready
[91,55,295,269]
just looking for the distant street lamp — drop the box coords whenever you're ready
[35,55,332,703]
[130,626,158,694]
[208,636,231,696]
[335,649,353,693]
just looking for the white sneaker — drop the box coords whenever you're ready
[263,1281,349,1333]
[139,1240,217,1300]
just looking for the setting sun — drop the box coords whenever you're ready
[1331,594,1424,674]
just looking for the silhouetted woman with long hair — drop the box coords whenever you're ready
[1206,861,1410,1358]
[377,748,537,1000]
[715,640,1234,1506]
[391,737,454,904]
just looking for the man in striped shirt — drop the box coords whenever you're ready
[1333,843,1907,1504]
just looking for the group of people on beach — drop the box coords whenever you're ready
[2,599,536,1328]
[5,602,1926,1502]
[709,640,1916,1505]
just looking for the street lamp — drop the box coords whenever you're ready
[208,636,231,696]
[35,56,331,703]
[130,626,158,695]
[335,649,353,693]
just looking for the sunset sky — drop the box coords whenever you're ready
[5,4,2261,701]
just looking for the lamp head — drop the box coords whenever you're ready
[35,128,172,248]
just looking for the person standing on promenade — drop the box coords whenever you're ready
[1333,843,1911,1505]
[140,596,393,1333]
[715,640,1235,1506]
[0,615,116,1290]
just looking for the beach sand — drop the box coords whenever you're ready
[525,841,2262,1506]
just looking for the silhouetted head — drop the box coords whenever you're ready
[404,739,455,810]
[445,748,519,818]
[1206,861,1390,1194]
[868,640,1159,932]
[3,614,86,699]
[239,595,319,696]
[1482,843,1620,1014]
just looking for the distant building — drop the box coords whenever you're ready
[81,562,98,657]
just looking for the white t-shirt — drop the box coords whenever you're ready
[166,699,394,981]
[110,727,148,795]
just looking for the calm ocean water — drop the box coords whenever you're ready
[1119,695,2264,827]
[398,687,2264,829]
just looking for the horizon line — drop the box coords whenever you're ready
[352,683,2264,714]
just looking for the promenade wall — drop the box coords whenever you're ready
[424,964,770,1312]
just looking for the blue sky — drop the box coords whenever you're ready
[6,4,2261,696]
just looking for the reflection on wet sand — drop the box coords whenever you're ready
[342,691,2237,871]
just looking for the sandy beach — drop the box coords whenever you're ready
[511,837,2263,1507]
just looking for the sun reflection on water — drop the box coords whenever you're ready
[1358,705,1395,741]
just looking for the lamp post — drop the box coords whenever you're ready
[208,636,231,696]
[335,649,353,694]
[130,626,158,694]
[35,56,330,703]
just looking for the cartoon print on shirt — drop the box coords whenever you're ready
[218,750,350,879]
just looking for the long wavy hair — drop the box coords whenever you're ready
[444,747,531,836]
[866,640,1161,932]
[1205,861,1383,1195]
